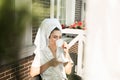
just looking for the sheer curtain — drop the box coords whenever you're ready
[84,0,120,80]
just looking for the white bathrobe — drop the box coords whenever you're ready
[31,18,72,80]
[37,47,68,80]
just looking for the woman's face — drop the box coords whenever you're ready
[49,30,62,46]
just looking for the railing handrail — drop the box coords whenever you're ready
[62,28,84,34]
[62,28,85,48]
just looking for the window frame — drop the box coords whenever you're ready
[50,0,75,26]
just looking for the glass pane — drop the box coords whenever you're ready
[54,0,57,18]
[59,0,66,24]
[61,0,65,7]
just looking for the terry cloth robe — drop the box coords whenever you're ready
[33,46,70,80]
[31,18,73,80]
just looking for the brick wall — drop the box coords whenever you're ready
[69,43,78,73]
[0,54,34,80]
[32,27,38,43]
[69,42,78,54]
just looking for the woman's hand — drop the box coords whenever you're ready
[62,42,69,53]
[49,58,62,67]
[62,42,74,74]
[62,41,70,58]
[40,58,61,74]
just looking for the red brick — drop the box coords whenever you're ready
[0,73,5,78]
[6,67,17,74]
[0,75,10,80]
[19,67,28,73]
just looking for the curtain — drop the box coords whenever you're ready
[84,0,120,80]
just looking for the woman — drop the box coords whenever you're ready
[30,19,73,80]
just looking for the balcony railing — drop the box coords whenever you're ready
[62,28,86,77]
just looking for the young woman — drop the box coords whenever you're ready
[30,19,73,80]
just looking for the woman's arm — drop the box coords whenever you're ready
[30,53,41,77]
[40,58,61,74]
[30,66,40,77]
[64,60,74,74]
[30,61,50,77]
[62,41,74,74]
[64,52,74,74]
[30,58,61,77]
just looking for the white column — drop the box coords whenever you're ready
[57,0,60,19]
[50,0,54,18]
[81,0,86,21]
[77,37,84,76]
[84,0,120,80]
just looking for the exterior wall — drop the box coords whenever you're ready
[0,55,34,80]
[69,43,78,74]
[75,0,83,21]
[69,42,78,53]
[32,27,39,43]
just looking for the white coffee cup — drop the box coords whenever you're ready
[57,53,69,63]
[56,39,64,48]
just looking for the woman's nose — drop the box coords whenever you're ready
[56,37,60,40]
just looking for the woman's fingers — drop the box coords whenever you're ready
[62,42,68,48]
[62,42,69,54]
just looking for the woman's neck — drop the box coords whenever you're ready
[48,45,57,57]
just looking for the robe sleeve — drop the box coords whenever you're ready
[31,53,41,67]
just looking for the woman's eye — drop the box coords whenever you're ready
[59,36,62,39]
[52,35,62,39]
[53,36,57,39]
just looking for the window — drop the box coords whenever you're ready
[59,0,66,24]
[51,0,76,26]
[51,0,66,24]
